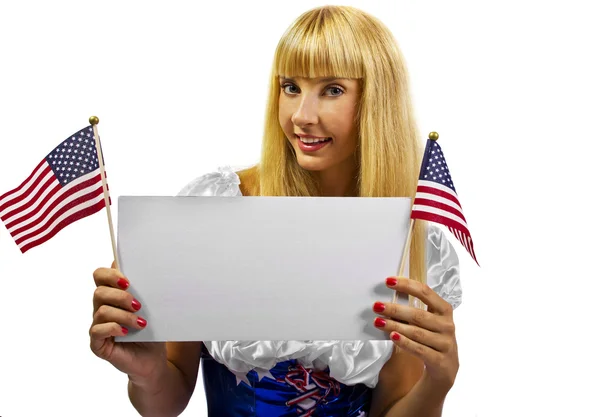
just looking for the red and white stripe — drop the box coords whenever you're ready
[411,179,478,265]
[0,159,108,253]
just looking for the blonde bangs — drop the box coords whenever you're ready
[274,8,364,79]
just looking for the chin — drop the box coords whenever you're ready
[295,154,332,172]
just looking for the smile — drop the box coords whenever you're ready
[297,136,331,144]
[295,135,332,152]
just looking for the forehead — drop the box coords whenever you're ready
[275,33,363,80]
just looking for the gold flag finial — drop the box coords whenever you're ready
[89,116,100,125]
[429,131,439,141]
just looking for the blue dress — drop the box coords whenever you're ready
[202,347,372,416]
[178,167,463,417]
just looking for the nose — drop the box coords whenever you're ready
[291,95,319,127]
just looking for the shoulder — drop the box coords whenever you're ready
[177,165,259,197]
[424,223,462,309]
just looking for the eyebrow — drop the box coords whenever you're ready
[279,76,348,83]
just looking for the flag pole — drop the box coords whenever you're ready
[392,131,439,308]
[392,218,415,305]
[90,116,120,270]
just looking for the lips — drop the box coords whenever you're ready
[295,135,332,152]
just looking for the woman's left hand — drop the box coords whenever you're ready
[372,276,459,391]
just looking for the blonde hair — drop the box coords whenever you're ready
[239,6,427,285]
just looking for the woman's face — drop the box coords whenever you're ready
[278,76,360,173]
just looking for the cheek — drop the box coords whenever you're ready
[278,101,292,133]
[331,106,358,143]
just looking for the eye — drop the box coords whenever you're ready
[325,85,344,96]
[281,83,300,94]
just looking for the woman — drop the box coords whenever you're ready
[90,5,462,416]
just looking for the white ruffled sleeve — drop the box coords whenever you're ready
[426,225,462,309]
[177,166,242,197]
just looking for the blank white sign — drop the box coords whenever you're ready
[116,196,411,342]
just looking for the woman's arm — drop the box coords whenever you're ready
[369,277,459,417]
[370,349,449,417]
[128,341,203,417]
[369,347,423,416]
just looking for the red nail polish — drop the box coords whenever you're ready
[392,332,401,341]
[374,317,386,328]
[117,278,129,289]
[386,277,398,287]
[132,299,141,311]
[121,326,128,335]
[137,317,147,328]
[373,302,386,313]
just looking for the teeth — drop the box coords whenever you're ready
[298,136,330,144]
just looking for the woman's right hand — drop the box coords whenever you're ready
[90,261,167,380]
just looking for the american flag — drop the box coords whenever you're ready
[411,137,479,265]
[0,125,110,253]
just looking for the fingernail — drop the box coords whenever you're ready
[392,332,401,341]
[121,326,128,335]
[132,299,141,311]
[374,317,386,328]
[117,278,129,290]
[386,277,397,287]
[373,302,386,313]
[137,317,147,328]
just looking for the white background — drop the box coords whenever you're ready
[1,1,599,416]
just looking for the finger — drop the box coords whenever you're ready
[93,265,130,290]
[90,322,129,341]
[373,301,450,333]
[390,331,442,366]
[89,322,129,353]
[93,286,142,315]
[372,316,450,352]
[92,304,148,330]
[111,259,117,269]
[386,277,452,315]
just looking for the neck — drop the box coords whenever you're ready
[316,158,358,197]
